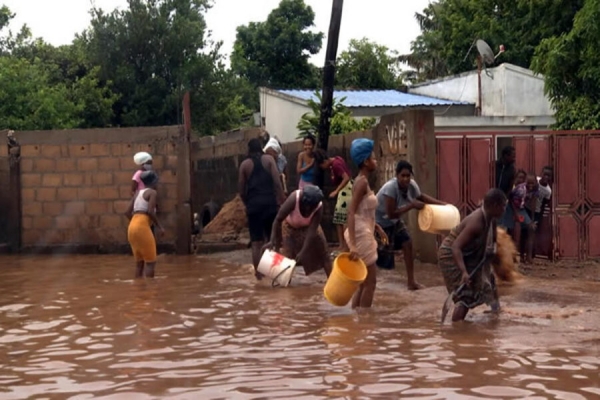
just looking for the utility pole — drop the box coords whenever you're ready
[317,0,344,152]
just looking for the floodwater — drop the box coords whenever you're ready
[0,254,598,400]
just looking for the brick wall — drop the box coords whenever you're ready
[0,157,9,244]
[190,128,374,242]
[15,126,181,252]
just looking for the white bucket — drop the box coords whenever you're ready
[418,204,461,234]
[257,250,297,287]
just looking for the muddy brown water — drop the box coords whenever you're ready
[0,253,598,399]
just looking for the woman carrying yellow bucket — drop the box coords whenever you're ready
[344,139,388,308]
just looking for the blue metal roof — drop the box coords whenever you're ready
[277,89,469,108]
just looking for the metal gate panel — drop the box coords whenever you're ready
[586,214,600,257]
[554,136,582,207]
[466,138,492,212]
[585,136,600,205]
[514,136,532,173]
[533,136,551,176]
[437,138,463,208]
[555,213,581,259]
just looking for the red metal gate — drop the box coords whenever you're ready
[553,132,600,260]
[437,132,554,259]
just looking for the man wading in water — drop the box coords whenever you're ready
[238,138,285,279]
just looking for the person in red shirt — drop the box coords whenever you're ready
[314,149,352,252]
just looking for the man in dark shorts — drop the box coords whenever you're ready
[238,138,285,279]
[375,160,446,290]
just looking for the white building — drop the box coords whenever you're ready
[408,63,555,132]
[258,63,555,142]
[259,87,473,143]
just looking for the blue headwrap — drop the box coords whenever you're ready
[350,138,374,166]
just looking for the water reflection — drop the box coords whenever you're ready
[0,254,597,399]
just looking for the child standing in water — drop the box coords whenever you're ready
[345,138,388,308]
[125,171,165,278]
[296,135,316,189]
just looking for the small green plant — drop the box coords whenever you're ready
[296,90,376,139]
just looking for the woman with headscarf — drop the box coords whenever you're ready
[266,185,332,277]
[132,152,154,195]
[344,138,388,308]
[263,137,288,194]
[132,151,158,235]
[125,171,165,278]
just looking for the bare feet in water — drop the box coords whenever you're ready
[407,281,424,291]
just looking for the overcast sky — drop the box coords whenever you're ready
[2,0,431,65]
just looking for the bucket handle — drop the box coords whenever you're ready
[271,265,295,288]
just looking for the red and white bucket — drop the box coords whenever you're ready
[257,250,296,287]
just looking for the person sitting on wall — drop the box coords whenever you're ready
[265,185,332,278]
[313,149,353,253]
[238,138,286,279]
[495,146,516,197]
[374,160,446,290]
[125,171,165,278]
[263,137,288,195]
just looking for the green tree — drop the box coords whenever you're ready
[0,57,81,130]
[296,91,376,138]
[83,0,213,127]
[401,0,585,83]
[532,0,600,129]
[336,38,401,89]
[231,0,323,89]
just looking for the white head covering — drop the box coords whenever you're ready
[263,138,282,155]
[133,151,153,165]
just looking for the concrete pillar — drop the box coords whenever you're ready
[374,109,438,264]
[404,109,438,263]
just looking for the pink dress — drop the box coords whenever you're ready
[344,188,378,266]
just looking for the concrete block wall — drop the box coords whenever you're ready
[191,127,375,242]
[15,126,181,252]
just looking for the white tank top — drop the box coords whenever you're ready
[133,189,150,213]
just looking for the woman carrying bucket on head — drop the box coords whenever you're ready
[266,185,332,278]
[345,138,388,308]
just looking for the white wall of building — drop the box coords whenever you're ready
[260,89,311,143]
[409,63,553,117]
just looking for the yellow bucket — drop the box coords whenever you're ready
[324,253,368,307]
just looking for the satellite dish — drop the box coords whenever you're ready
[476,39,496,66]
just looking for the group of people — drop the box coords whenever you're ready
[123,138,553,323]
[495,146,553,263]
[238,135,449,308]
